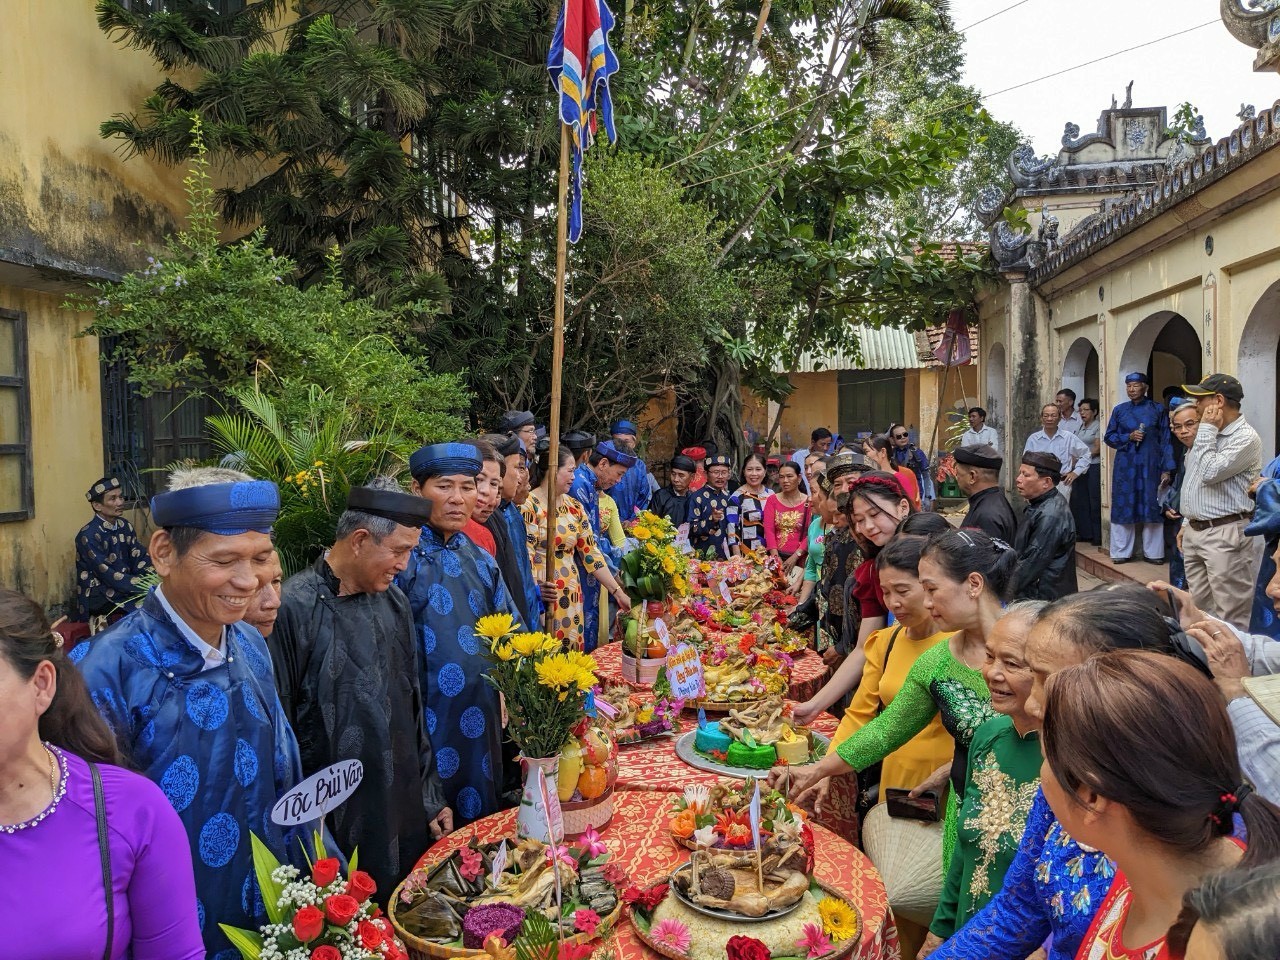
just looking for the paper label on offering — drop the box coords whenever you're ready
[676,524,692,553]
[749,781,763,851]
[490,841,508,888]
[654,618,670,644]
[271,760,364,827]
[667,642,705,699]
[718,580,733,605]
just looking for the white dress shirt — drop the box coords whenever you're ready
[1058,411,1082,434]
[1022,428,1091,477]
[959,425,1000,448]
[155,586,229,672]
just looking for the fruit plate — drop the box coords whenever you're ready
[674,730,831,778]
[668,862,804,923]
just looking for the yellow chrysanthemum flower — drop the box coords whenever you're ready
[535,655,579,699]
[537,633,563,654]
[565,650,599,687]
[634,526,651,541]
[673,576,687,593]
[493,642,514,662]
[661,557,676,574]
[510,633,544,657]
[646,542,658,555]
[818,897,858,941]
[475,613,516,640]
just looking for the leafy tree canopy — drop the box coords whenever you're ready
[67,122,469,446]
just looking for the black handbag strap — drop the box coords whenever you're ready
[90,762,115,960]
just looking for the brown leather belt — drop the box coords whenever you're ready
[1187,511,1253,531]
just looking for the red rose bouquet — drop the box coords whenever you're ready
[220,833,406,960]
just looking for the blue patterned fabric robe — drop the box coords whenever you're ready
[569,465,622,650]
[929,789,1113,960]
[1104,398,1175,525]
[74,514,151,618]
[687,485,739,559]
[610,460,652,524]
[500,500,544,626]
[1251,458,1280,638]
[396,526,524,826]
[70,591,314,960]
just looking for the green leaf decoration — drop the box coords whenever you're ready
[217,924,264,960]
[251,832,287,925]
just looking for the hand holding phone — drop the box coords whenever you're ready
[885,787,940,822]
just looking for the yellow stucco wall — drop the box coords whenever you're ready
[0,3,199,609]
[0,2,191,274]
[976,120,1280,526]
[0,286,105,604]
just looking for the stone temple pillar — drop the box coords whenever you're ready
[1003,273,1050,486]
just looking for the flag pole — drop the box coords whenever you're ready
[544,121,572,634]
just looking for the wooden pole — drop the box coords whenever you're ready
[544,122,572,634]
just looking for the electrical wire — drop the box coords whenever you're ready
[679,17,1220,191]
[660,0,1044,171]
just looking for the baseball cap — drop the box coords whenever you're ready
[1182,373,1244,403]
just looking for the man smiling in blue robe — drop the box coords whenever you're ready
[398,442,524,825]
[71,467,318,960]
[1104,372,1175,564]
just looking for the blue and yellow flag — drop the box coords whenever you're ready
[547,0,620,242]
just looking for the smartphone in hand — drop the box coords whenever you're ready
[885,787,941,823]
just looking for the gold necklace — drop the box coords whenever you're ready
[45,745,57,797]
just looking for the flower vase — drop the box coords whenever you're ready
[517,756,563,842]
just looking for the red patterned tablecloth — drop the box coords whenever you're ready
[415,790,900,960]
[593,642,831,705]
[614,712,840,794]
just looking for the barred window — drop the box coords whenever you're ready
[0,309,33,522]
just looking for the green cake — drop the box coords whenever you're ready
[694,721,732,755]
[725,741,778,769]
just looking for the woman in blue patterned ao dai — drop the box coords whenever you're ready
[401,443,525,826]
[71,473,320,960]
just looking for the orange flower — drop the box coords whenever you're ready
[714,809,750,836]
[670,808,698,839]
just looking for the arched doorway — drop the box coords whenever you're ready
[1061,335,1100,404]
[1118,311,1203,402]
[986,342,1007,437]
[1239,279,1280,462]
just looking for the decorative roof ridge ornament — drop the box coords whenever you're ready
[1221,0,1277,50]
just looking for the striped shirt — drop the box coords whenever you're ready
[1179,416,1262,521]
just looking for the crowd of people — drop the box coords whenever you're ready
[3,383,1280,960]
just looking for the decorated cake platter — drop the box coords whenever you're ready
[668,862,804,922]
[675,699,829,776]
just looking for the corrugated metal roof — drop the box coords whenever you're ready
[779,324,924,374]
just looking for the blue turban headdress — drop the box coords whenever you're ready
[151,481,280,535]
[409,443,482,481]
[1125,372,1150,385]
[594,441,638,468]
[610,419,638,436]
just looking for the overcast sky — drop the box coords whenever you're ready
[950,0,1279,157]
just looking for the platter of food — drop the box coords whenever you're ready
[667,779,806,852]
[675,699,828,776]
[390,836,623,957]
[626,800,862,960]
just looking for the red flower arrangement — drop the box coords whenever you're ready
[219,834,406,960]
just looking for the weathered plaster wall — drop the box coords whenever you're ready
[0,285,104,605]
[0,2,190,275]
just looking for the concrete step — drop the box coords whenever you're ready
[1075,543,1168,587]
